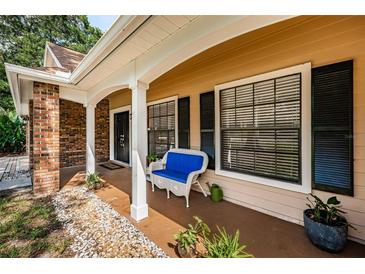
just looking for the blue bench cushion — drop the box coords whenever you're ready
[152,152,204,184]
[152,169,189,184]
[165,152,204,174]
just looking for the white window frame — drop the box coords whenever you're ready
[109,105,132,167]
[214,63,312,193]
[147,95,179,153]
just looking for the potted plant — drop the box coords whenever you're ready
[146,153,159,167]
[304,194,354,252]
[174,216,210,258]
[85,171,105,190]
[203,227,253,258]
[208,183,223,202]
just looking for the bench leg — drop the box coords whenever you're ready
[185,195,190,208]
[195,180,208,197]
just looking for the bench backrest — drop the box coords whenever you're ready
[164,150,206,174]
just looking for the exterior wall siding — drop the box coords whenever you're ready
[32,82,60,194]
[109,16,365,242]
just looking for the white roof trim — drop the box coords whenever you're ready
[5,67,20,113]
[5,63,70,84]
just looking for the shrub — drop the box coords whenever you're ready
[0,109,26,154]
[174,216,253,258]
[204,227,253,258]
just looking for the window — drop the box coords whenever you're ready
[312,60,353,196]
[216,63,311,193]
[178,97,190,149]
[200,91,215,169]
[219,73,301,183]
[147,99,176,158]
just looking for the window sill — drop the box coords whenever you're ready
[215,168,311,194]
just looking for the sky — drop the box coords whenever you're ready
[88,15,118,32]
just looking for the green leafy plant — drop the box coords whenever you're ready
[147,153,159,163]
[204,227,253,258]
[0,109,26,154]
[174,216,253,258]
[306,194,353,227]
[85,172,104,190]
[174,216,210,251]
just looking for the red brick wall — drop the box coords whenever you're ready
[95,99,110,163]
[58,98,109,168]
[29,100,33,169]
[32,82,60,194]
[30,90,109,188]
[60,99,86,167]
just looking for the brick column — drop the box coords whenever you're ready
[32,82,60,194]
[29,100,34,169]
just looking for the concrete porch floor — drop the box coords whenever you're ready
[61,165,365,258]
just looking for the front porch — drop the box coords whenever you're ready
[61,165,365,258]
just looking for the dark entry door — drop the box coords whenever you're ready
[114,111,130,163]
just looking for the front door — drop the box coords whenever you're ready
[114,111,130,163]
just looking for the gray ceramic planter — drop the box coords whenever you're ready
[303,209,348,252]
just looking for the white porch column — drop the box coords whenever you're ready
[130,80,149,221]
[86,103,96,174]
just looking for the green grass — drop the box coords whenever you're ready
[0,192,72,257]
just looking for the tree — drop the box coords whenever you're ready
[0,16,103,111]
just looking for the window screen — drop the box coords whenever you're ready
[200,91,215,169]
[178,97,190,149]
[312,60,353,195]
[220,73,301,183]
[148,100,176,158]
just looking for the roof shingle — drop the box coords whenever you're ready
[47,42,85,72]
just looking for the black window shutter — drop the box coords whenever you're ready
[178,97,190,149]
[200,91,215,169]
[312,60,353,196]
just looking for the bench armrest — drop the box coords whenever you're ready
[186,170,204,185]
[150,160,164,172]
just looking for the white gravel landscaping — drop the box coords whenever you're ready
[52,186,168,258]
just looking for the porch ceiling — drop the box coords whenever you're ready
[76,16,200,90]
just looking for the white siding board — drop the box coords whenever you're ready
[153,16,179,33]
[164,16,190,28]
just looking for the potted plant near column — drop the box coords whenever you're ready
[304,194,355,252]
[146,153,159,167]
[85,172,105,190]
